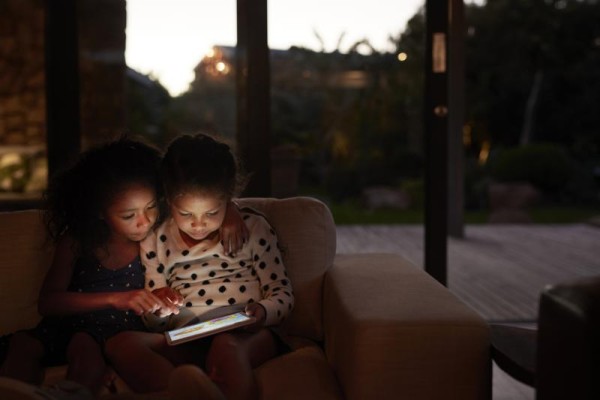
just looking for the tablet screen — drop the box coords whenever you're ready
[165,312,256,345]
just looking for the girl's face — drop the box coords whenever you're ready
[104,184,158,242]
[169,191,226,243]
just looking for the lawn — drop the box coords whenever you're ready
[328,202,600,225]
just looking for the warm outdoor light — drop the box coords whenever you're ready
[215,61,229,74]
[463,124,472,146]
[397,52,408,61]
[478,141,490,165]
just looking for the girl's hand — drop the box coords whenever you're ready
[220,201,249,256]
[243,302,266,332]
[113,289,166,316]
[152,287,183,317]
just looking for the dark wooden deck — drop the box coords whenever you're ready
[336,223,600,400]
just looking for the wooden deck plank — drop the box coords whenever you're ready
[336,223,600,322]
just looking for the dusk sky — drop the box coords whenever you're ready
[125,0,425,96]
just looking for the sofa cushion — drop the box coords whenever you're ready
[0,198,337,342]
[236,197,336,341]
[0,210,53,336]
[256,340,342,400]
[324,254,491,400]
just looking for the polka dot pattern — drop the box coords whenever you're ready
[141,209,294,329]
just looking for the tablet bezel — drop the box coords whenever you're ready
[165,311,256,345]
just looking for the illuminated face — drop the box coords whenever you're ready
[103,184,158,242]
[170,192,226,243]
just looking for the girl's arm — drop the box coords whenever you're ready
[140,229,183,325]
[249,218,295,326]
[220,200,249,256]
[38,235,167,316]
[141,230,168,289]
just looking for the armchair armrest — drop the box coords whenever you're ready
[323,253,491,400]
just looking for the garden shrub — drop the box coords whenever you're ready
[464,157,490,210]
[488,143,573,194]
[401,178,424,209]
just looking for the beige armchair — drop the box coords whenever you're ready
[0,197,491,399]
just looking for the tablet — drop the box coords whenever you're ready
[165,312,256,345]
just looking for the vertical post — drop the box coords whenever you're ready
[236,0,271,196]
[448,0,465,238]
[45,0,81,177]
[424,0,449,285]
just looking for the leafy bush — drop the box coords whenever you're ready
[401,178,424,209]
[488,143,573,194]
[464,157,490,210]
[325,166,361,201]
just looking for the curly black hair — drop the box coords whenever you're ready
[161,133,247,201]
[43,137,163,257]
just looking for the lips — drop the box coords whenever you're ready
[130,232,148,240]
[128,235,143,242]
[188,231,207,239]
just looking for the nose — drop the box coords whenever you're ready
[137,213,151,228]
[191,216,206,228]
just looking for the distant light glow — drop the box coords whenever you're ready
[463,124,472,147]
[126,0,236,96]
[478,141,491,165]
[397,52,408,62]
[215,61,229,74]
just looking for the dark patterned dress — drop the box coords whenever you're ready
[28,255,147,365]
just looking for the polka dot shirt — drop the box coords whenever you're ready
[141,207,294,330]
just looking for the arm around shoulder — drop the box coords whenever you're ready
[140,230,167,290]
[249,215,294,326]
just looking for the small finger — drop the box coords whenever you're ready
[166,298,180,311]
[142,298,160,313]
[221,239,229,255]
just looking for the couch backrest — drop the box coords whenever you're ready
[236,197,336,341]
[0,209,53,336]
[0,197,337,341]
